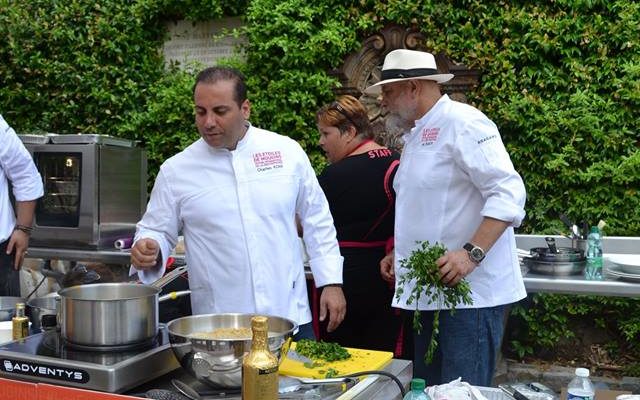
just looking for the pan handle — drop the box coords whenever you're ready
[158,290,191,302]
[151,265,188,289]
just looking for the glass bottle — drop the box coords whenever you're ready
[12,303,29,340]
[242,316,279,400]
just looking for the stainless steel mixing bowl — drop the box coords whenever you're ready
[167,313,296,388]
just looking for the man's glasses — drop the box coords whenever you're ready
[329,101,357,127]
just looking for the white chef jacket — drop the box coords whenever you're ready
[0,115,43,243]
[393,95,527,311]
[135,125,343,325]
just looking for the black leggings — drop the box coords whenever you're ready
[0,239,20,296]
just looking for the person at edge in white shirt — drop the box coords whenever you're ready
[367,50,527,386]
[130,67,346,339]
[0,114,44,297]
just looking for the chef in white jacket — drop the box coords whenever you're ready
[370,50,526,386]
[131,67,346,338]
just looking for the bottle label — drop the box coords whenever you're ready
[568,391,594,400]
[242,365,278,400]
[259,366,278,375]
[12,320,29,340]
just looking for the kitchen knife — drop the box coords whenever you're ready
[279,376,356,394]
[286,348,314,364]
[499,384,531,400]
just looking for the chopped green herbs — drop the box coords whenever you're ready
[395,241,473,364]
[325,368,340,378]
[295,339,351,362]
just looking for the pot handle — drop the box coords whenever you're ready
[544,237,559,254]
[158,290,191,302]
[150,265,188,289]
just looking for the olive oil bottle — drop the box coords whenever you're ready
[12,303,29,340]
[242,316,278,400]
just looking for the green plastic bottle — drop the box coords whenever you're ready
[403,378,430,400]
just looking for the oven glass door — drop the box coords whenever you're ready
[35,152,82,227]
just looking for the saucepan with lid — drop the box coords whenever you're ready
[524,238,586,276]
[528,246,585,263]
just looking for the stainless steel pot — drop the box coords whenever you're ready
[57,265,188,348]
[0,297,25,321]
[58,283,160,347]
[523,257,586,276]
[529,246,585,262]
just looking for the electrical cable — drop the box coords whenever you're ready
[340,370,407,397]
[24,275,47,301]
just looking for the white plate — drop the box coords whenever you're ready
[607,254,640,274]
[605,263,640,282]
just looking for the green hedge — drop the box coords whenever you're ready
[1,0,639,372]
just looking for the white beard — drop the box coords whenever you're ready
[385,112,413,136]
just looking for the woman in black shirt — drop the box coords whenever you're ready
[315,95,402,353]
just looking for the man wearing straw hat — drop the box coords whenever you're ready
[369,49,527,386]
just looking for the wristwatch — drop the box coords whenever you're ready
[463,242,486,264]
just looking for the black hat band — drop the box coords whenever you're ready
[381,68,440,80]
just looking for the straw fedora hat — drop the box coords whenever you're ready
[364,49,454,94]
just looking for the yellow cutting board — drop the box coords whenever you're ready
[279,342,393,378]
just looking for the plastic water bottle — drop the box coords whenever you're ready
[403,378,430,400]
[585,226,603,280]
[567,367,595,400]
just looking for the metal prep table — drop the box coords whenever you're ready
[26,247,134,264]
[517,235,640,297]
[125,358,412,399]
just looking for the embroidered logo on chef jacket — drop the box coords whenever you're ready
[420,127,440,146]
[253,151,283,172]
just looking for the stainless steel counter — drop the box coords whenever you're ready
[345,359,412,399]
[517,234,640,297]
[523,269,640,297]
[126,358,412,399]
[26,247,185,265]
[26,246,133,264]
[28,235,639,299]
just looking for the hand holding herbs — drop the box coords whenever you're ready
[395,241,473,364]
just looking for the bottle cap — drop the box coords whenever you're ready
[251,315,268,330]
[575,367,590,377]
[590,226,599,233]
[411,378,426,391]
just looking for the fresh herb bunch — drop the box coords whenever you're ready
[395,240,473,364]
[295,339,351,362]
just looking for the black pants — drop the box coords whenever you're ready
[0,239,20,296]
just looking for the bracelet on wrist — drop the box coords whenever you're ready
[14,224,33,235]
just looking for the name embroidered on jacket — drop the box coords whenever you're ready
[253,151,283,171]
[421,127,440,146]
[477,134,497,145]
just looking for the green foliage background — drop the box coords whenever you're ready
[1,0,638,371]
